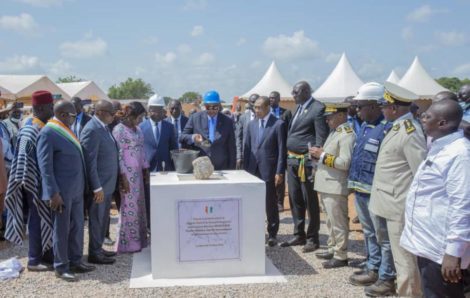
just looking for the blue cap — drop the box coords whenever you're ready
[203,90,221,104]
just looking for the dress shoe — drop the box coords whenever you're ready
[70,262,96,273]
[104,237,115,246]
[349,269,379,286]
[27,263,53,272]
[349,258,367,268]
[280,237,306,247]
[102,250,116,257]
[88,255,116,265]
[364,279,396,297]
[55,271,77,282]
[302,242,319,253]
[267,237,277,247]
[322,258,348,269]
[315,250,334,260]
[277,204,284,212]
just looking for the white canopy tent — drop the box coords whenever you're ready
[313,53,364,103]
[241,61,293,100]
[398,56,448,99]
[58,81,109,101]
[386,70,401,84]
[0,75,70,100]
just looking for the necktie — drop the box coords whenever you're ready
[73,119,79,136]
[209,117,215,142]
[174,118,179,147]
[155,122,160,144]
[292,106,303,125]
[258,119,265,145]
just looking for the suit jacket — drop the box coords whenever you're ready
[180,111,236,170]
[273,106,293,127]
[140,119,178,171]
[80,117,119,197]
[76,113,91,137]
[235,110,254,160]
[37,125,86,200]
[369,113,427,221]
[314,122,356,196]
[244,114,286,182]
[287,98,328,154]
[165,115,188,148]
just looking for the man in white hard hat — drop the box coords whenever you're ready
[347,82,397,296]
[140,94,178,228]
[369,82,427,297]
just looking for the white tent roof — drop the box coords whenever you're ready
[313,53,364,103]
[0,75,70,100]
[58,81,109,100]
[398,56,448,99]
[241,61,293,99]
[386,70,401,84]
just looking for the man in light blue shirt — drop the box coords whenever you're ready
[401,99,470,297]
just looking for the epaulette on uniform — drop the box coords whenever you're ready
[343,126,353,134]
[403,119,416,134]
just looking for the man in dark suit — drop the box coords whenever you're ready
[235,93,259,169]
[80,100,119,265]
[269,91,292,212]
[165,99,188,149]
[71,97,91,138]
[37,100,95,282]
[180,90,236,170]
[140,95,178,172]
[280,81,328,253]
[244,96,286,246]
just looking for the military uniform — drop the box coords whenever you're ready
[314,103,355,261]
[369,82,427,297]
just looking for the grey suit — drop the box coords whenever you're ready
[80,117,119,257]
[37,124,86,273]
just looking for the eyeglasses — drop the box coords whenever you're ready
[205,105,220,111]
[63,112,77,118]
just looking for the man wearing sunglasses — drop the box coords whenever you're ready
[80,100,119,265]
[180,90,236,170]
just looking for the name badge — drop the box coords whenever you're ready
[367,138,379,145]
[364,143,379,153]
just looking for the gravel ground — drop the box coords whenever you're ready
[1,210,369,298]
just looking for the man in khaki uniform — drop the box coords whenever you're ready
[310,103,355,269]
[369,82,427,297]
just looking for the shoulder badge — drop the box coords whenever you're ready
[336,127,342,133]
[403,119,416,134]
[392,123,400,131]
[343,126,353,134]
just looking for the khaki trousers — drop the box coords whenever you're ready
[387,218,422,297]
[319,193,349,260]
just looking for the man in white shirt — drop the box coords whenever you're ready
[400,99,470,297]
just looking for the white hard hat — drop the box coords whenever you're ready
[148,93,165,107]
[353,82,384,101]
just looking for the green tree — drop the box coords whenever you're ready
[56,75,83,83]
[108,78,154,99]
[179,91,201,104]
[436,77,470,92]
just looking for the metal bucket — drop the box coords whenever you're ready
[171,149,200,173]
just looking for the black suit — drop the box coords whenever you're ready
[286,98,328,244]
[165,115,188,148]
[244,114,286,237]
[271,106,293,208]
[180,111,236,170]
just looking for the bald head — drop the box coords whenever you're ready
[54,100,76,127]
[111,100,122,111]
[422,99,463,139]
[95,100,115,125]
[292,81,312,104]
[95,99,113,111]
[434,90,458,102]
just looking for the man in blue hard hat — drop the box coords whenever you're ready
[180,90,236,170]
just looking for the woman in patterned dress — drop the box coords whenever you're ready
[112,102,149,253]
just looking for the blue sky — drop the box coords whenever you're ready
[1,0,469,98]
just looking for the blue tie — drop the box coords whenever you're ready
[155,123,160,144]
[258,119,265,145]
[209,117,215,142]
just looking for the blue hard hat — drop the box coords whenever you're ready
[203,90,221,104]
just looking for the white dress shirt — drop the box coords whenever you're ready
[150,118,161,144]
[400,130,470,268]
[170,115,182,148]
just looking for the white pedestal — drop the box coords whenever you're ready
[150,170,265,279]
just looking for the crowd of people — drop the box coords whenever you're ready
[0,81,468,297]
